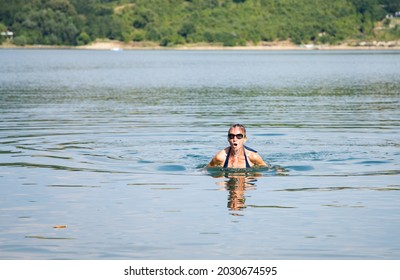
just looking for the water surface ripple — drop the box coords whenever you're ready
[0,50,399,259]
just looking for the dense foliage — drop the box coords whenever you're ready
[1,0,399,46]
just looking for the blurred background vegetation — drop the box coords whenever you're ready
[1,0,399,47]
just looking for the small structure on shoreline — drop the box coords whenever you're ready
[1,31,13,40]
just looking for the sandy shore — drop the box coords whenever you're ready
[2,39,400,50]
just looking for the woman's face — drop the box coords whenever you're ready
[227,127,246,150]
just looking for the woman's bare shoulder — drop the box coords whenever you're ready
[216,147,229,159]
[207,147,229,167]
[247,149,269,167]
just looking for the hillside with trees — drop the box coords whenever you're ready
[1,0,399,47]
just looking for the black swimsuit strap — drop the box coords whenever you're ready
[223,148,231,168]
[244,148,251,168]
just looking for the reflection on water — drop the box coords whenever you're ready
[225,176,248,211]
[1,50,400,259]
[208,167,288,211]
[209,170,261,211]
[209,167,290,211]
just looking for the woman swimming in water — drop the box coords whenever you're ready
[207,124,270,169]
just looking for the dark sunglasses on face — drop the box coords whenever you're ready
[228,133,245,140]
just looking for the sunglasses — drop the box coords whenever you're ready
[228,133,245,140]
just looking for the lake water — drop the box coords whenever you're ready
[0,49,399,260]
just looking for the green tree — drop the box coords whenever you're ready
[0,0,398,46]
[178,22,196,41]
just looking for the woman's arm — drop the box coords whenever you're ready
[207,149,226,167]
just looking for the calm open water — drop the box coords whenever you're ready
[0,49,399,259]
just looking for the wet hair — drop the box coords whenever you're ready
[228,123,246,135]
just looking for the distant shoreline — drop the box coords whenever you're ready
[2,39,400,51]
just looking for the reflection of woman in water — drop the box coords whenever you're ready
[207,124,270,169]
[215,172,261,211]
[227,175,255,211]
[226,176,247,211]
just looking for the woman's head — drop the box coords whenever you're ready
[227,124,247,149]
